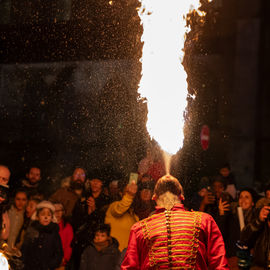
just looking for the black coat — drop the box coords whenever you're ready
[217,205,256,258]
[240,215,270,268]
[80,237,120,270]
[70,193,110,270]
[71,191,110,233]
[22,221,63,270]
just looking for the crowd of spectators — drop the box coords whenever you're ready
[0,161,162,270]
[188,164,270,270]
[0,157,269,270]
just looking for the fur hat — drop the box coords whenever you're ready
[36,201,55,212]
[32,200,57,223]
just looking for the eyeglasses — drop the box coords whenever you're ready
[75,173,85,177]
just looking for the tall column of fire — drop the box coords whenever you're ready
[137,0,207,172]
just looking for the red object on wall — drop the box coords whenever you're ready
[200,125,210,150]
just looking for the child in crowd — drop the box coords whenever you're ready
[16,197,41,250]
[7,189,28,251]
[80,223,120,270]
[21,201,63,270]
[53,202,73,269]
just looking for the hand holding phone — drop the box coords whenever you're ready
[126,181,138,196]
[129,173,138,184]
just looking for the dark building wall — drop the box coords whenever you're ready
[256,0,270,185]
[181,0,269,191]
[230,9,261,188]
[0,60,148,184]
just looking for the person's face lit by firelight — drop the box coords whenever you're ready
[38,208,52,226]
[14,192,27,211]
[90,179,102,193]
[0,166,10,186]
[72,168,86,183]
[239,191,254,210]
[94,231,109,244]
[54,204,64,224]
[26,200,38,218]
[27,167,41,185]
[219,167,230,178]
[212,181,224,199]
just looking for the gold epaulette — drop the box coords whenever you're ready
[141,210,202,269]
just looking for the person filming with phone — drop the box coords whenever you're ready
[105,178,139,252]
[199,176,232,222]
[239,202,270,269]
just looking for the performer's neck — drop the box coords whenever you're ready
[156,192,181,210]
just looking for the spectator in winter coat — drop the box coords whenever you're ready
[21,201,63,270]
[15,167,44,199]
[7,189,28,251]
[199,175,232,222]
[105,180,139,251]
[71,178,110,233]
[71,178,110,269]
[80,223,120,270]
[50,167,87,217]
[54,202,73,268]
[16,197,41,250]
[240,201,270,269]
[217,188,258,269]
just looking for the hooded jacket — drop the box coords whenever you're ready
[80,237,120,270]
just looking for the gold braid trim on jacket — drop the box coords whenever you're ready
[141,210,202,269]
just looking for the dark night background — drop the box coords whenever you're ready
[0,0,269,195]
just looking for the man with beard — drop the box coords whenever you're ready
[50,167,86,217]
[16,167,43,198]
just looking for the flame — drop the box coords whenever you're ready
[0,252,9,270]
[137,0,204,155]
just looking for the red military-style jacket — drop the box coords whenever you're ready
[121,204,229,270]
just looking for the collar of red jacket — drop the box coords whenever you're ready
[154,203,184,213]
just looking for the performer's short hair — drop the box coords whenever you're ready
[154,174,183,198]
